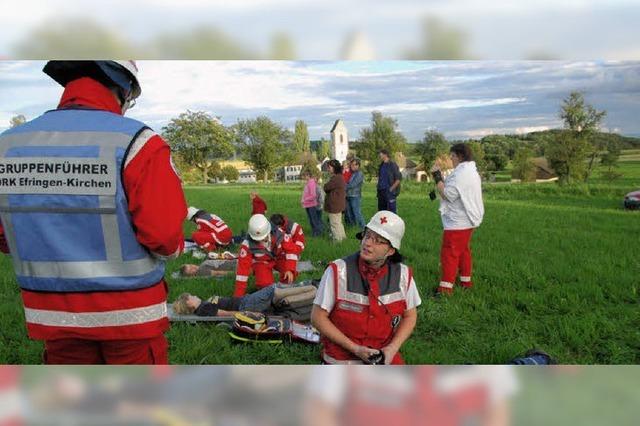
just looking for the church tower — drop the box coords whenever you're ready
[330,119,349,163]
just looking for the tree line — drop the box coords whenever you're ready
[160,110,410,184]
[8,92,637,185]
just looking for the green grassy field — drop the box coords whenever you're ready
[1,160,639,364]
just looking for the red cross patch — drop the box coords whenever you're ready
[380,216,388,225]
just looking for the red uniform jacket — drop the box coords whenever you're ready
[277,218,305,259]
[191,213,232,251]
[252,195,267,215]
[233,229,297,297]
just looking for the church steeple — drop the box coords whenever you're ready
[330,119,349,163]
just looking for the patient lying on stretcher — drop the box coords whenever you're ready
[179,259,238,277]
[172,283,317,317]
[177,258,316,278]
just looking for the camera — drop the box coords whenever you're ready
[365,350,385,365]
[429,190,437,201]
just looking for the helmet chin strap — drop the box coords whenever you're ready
[121,96,136,114]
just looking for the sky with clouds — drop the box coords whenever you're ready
[1,60,639,141]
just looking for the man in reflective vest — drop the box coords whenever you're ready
[233,214,297,297]
[0,61,187,364]
[311,211,421,364]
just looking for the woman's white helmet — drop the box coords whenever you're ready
[186,207,201,221]
[248,214,271,241]
[365,210,405,250]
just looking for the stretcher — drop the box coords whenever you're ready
[170,260,316,280]
[168,306,319,345]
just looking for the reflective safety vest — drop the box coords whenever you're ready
[0,108,171,340]
[0,108,165,293]
[322,253,412,364]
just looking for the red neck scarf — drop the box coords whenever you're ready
[58,77,122,115]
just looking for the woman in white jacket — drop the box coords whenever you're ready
[431,143,484,295]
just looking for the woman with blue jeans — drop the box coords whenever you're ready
[301,170,324,236]
[345,158,366,228]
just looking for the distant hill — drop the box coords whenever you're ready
[404,130,640,148]
[513,130,640,149]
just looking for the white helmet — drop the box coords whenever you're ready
[43,60,141,101]
[186,206,201,221]
[248,214,271,241]
[365,211,405,250]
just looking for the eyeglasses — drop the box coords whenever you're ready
[362,230,390,246]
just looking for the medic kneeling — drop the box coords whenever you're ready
[311,211,422,365]
[233,214,299,297]
[187,206,233,252]
[270,213,305,265]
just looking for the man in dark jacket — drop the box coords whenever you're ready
[377,149,402,213]
[345,158,366,228]
[324,159,346,242]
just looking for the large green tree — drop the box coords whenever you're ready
[356,112,407,177]
[560,91,606,133]
[234,116,291,182]
[293,120,311,153]
[220,165,240,182]
[317,138,331,160]
[415,129,449,169]
[558,91,606,181]
[599,139,623,181]
[467,141,486,176]
[162,110,234,184]
[480,135,511,171]
[546,131,590,184]
[511,146,536,182]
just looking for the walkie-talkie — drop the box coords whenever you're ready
[365,350,385,365]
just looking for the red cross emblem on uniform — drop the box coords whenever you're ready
[380,216,388,225]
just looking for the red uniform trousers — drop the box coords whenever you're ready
[253,259,297,289]
[438,228,474,295]
[191,228,232,252]
[43,335,168,365]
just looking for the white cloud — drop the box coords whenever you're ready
[452,124,553,139]
[134,62,339,120]
[332,97,526,115]
[514,125,551,134]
